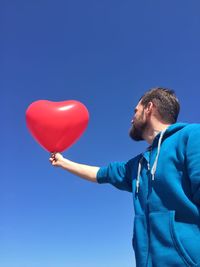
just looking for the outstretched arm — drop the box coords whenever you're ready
[49,153,100,183]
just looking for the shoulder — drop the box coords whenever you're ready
[179,124,200,148]
[182,123,200,137]
[184,123,200,130]
[127,154,142,166]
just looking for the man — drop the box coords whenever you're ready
[49,88,200,267]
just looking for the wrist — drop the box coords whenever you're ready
[60,158,70,168]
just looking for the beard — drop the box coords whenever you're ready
[129,119,148,141]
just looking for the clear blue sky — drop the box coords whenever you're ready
[1,0,200,266]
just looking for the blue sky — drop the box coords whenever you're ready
[1,0,200,266]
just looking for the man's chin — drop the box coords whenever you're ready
[129,128,144,141]
[129,135,144,141]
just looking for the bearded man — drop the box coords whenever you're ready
[50,88,200,267]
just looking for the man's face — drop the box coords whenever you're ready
[129,101,148,141]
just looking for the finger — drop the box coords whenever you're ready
[51,152,56,158]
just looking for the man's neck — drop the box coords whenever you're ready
[144,123,171,144]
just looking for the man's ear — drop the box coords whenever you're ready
[145,101,154,114]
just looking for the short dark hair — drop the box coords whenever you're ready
[140,87,180,124]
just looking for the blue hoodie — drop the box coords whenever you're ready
[97,123,200,267]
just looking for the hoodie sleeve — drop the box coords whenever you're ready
[96,161,133,192]
[186,125,200,205]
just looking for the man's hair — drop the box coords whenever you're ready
[140,87,180,124]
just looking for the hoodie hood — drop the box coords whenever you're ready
[162,122,188,139]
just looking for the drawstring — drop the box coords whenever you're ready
[135,128,168,194]
[151,129,166,180]
[136,157,143,194]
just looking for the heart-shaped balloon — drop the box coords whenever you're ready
[26,100,89,152]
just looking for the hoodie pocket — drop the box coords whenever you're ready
[149,211,200,267]
[170,211,200,267]
[132,215,148,267]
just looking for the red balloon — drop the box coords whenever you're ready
[26,100,89,152]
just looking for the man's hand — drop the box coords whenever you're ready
[49,153,99,182]
[49,152,64,167]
